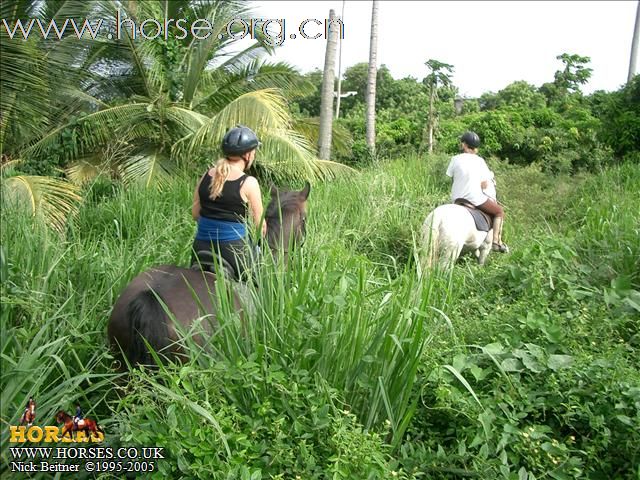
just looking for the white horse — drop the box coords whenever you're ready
[419,204,493,270]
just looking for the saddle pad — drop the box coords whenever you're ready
[453,199,493,232]
[468,208,492,232]
[192,250,236,279]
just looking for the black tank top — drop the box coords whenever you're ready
[198,171,248,222]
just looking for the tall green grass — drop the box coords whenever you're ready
[1,158,638,478]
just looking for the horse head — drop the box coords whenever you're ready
[265,182,310,259]
[55,410,68,423]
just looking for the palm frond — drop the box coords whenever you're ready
[1,175,82,233]
[165,106,209,133]
[118,151,173,189]
[180,88,356,183]
[184,88,292,154]
[293,117,353,158]
[192,59,312,111]
[65,156,110,185]
[22,103,151,160]
[258,129,357,183]
[0,33,49,151]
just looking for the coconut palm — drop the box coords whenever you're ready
[365,0,379,157]
[2,0,352,230]
[1,0,103,231]
[318,8,339,160]
[22,0,351,186]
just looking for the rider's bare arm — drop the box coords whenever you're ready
[242,177,266,237]
[192,174,206,221]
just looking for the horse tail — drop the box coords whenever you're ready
[421,210,441,271]
[126,289,170,367]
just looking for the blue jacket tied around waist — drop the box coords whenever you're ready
[196,217,246,243]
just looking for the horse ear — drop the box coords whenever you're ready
[270,183,278,198]
[300,181,311,200]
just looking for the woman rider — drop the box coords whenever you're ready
[191,125,267,280]
[446,131,509,252]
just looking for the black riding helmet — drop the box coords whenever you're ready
[460,131,481,149]
[222,125,260,156]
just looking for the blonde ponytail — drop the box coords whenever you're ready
[209,158,231,199]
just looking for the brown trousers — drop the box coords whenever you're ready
[477,198,504,218]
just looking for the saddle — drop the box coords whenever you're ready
[454,198,493,232]
[191,250,237,280]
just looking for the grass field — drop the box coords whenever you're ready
[1,155,639,479]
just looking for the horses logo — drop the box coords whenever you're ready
[19,398,36,427]
[10,399,104,443]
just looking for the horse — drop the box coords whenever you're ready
[19,398,36,427]
[419,203,493,271]
[107,183,310,368]
[55,410,104,440]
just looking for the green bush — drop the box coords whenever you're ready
[114,365,391,479]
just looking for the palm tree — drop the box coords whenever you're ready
[421,59,454,155]
[1,0,101,231]
[2,0,353,230]
[365,0,379,157]
[25,1,350,184]
[335,0,346,119]
[318,9,339,160]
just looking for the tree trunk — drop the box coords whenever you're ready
[318,9,339,160]
[365,0,379,156]
[427,83,436,154]
[629,0,640,82]
[335,0,346,119]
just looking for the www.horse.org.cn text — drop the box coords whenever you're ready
[1,11,345,46]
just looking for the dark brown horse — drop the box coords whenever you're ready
[55,410,104,440]
[107,183,310,368]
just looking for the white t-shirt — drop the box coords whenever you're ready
[446,153,493,206]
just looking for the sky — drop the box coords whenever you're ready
[247,1,639,98]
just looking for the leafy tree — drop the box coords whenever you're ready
[540,53,592,108]
[36,1,349,184]
[553,53,593,93]
[596,75,640,159]
[338,63,395,116]
[291,69,323,117]
[479,81,547,111]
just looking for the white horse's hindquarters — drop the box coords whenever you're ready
[420,204,491,269]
